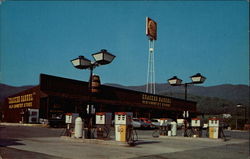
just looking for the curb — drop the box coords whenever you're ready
[226,130,249,132]
[0,122,49,128]
[158,136,249,144]
[60,136,128,146]
[159,136,227,142]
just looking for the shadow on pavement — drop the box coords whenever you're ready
[128,142,250,159]
[0,138,25,147]
[0,147,67,159]
[136,140,161,145]
[0,125,63,139]
[0,126,24,147]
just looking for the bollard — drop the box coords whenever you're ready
[168,130,172,136]
[75,117,83,138]
[82,119,85,139]
[83,128,88,139]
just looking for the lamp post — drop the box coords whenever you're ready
[168,73,206,137]
[236,103,247,129]
[71,49,116,139]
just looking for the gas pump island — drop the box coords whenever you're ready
[95,112,137,145]
[62,112,229,148]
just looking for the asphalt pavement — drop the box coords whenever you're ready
[0,123,249,159]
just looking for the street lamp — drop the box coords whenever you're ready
[71,49,116,89]
[236,103,247,129]
[71,49,116,138]
[71,49,116,74]
[190,73,206,84]
[168,73,206,137]
[168,73,206,100]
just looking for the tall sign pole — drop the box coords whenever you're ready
[146,17,157,94]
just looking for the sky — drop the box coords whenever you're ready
[0,1,249,87]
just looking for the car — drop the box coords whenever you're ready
[159,118,173,126]
[151,119,160,128]
[132,118,142,128]
[139,118,152,129]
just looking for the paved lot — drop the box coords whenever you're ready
[0,124,249,159]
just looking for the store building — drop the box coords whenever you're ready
[3,74,197,126]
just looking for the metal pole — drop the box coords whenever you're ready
[146,40,155,94]
[146,40,150,93]
[236,109,238,130]
[46,97,49,121]
[184,117,188,137]
[184,83,188,137]
[236,118,238,130]
[184,83,187,101]
[89,66,93,93]
[87,66,93,139]
[152,40,155,94]
[244,107,247,125]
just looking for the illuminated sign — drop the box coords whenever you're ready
[146,17,157,41]
[8,93,34,109]
[142,94,171,108]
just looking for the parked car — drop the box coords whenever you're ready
[139,118,152,129]
[159,118,173,127]
[151,119,160,128]
[132,118,142,128]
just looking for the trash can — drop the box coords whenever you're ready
[171,121,177,136]
[75,117,83,138]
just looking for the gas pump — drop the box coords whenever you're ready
[115,112,137,145]
[191,118,203,137]
[95,112,112,139]
[159,118,172,136]
[65,113,79,137]
[208,118,220,139]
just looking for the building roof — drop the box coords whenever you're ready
[40,74,197,112]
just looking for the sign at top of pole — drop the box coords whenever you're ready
[146,17,157,41]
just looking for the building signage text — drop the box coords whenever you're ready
[142,94,171,108]
[8,93,34,109]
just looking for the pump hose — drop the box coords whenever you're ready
[152,127,160,138]
[220,127,230,141]
[103,125,111,138]
[91,127,96,139]
[126,125,138,146]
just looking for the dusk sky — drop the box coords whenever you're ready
[0,1,249,87]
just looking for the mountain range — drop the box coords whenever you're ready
[0,83,249,115]
[105,83,249,114]
[0,84,34,106]
[105,83,249,103]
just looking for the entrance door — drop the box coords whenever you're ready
[28,109,39,123]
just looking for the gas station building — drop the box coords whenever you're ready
[3,74,197,126]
